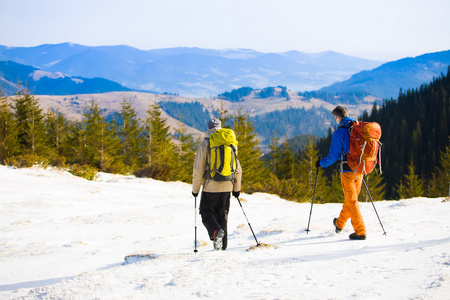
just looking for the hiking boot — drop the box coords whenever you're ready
[349,232,366,240]
[213,229,225,251]
[333,218,342,234]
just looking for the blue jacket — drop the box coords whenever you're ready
[320,117,355,171]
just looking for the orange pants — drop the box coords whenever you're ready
[336,172,366,235]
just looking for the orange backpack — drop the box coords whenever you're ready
[341,121,382,174]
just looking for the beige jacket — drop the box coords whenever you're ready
[192,128,242,194]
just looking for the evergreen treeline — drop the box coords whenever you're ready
[364,67,450,198]
[251,106,334,143]
[258,86,289,99]
[218,87,253,102]
[0,85,346,203]
[298,90,372,104]
[315,67,450,199]
[219,86,289,101]
[158,101,215,131]
[259,87,275,98]
[285,134,320,154]
[0,85,385,203]
[0,88,197,181]
[0,88,265,193]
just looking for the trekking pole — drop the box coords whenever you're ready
[194,195,198,253]
[306,154,322,234]
[362,178,387,235]
[235,196,261,247]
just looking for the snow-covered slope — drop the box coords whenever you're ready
[0,166,449,299]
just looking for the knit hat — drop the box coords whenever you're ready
[207,118,222,130]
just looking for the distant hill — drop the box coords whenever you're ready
[0,61,130,95]
[0,43,382,97]
[3,43,450,101]
[320,50,450,99]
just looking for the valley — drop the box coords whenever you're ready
[33,89,377,145]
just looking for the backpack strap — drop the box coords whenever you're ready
[204,137,222,179]
[216,145,225,174]
[337,121,354,173]
[204,137,213,179]
[230,145,238,173]
[377,141,383,174]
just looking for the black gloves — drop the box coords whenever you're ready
[192,192,198,197]
[315,159,321,169]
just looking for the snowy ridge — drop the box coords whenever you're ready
[0,166,449,299]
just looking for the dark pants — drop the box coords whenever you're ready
[199,191,230,250]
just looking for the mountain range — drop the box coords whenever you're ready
[0,43,381,97]
[1,43,449,101]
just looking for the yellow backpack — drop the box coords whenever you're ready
[207,128,238,181]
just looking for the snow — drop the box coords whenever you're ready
[31,70,66,81]
[0,165,449,299]
[71,78,83,84]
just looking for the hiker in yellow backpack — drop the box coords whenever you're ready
[192,118,242,250]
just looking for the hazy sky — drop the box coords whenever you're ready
[1,0,449,61]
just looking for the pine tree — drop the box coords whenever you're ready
[429,138,450,197]
[0,90,19,162]
[299,136,329,203]
[81,100,119,171]
[82,100,102,168]
[13,87,47,156]
[395,159,423,199]
[268,130,281,175]
[277,138,296,180]
[426,171,442,198]
[64,120,85,165]
[141,102,177,180]
[45,108,69,165]
[231,107,266,192]
[329,171,344,203]
[359,172,386,202]
[105,114,127,173]
[217,101,232,128]
[174,119,198,182]
[115,98,145,169]
[411,120,423,171]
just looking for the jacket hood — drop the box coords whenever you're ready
[339,117,355,128]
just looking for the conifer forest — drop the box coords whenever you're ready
[1,68,450,202]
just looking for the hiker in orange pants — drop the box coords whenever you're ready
[316,106,367,240]
[336,172,366,236]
